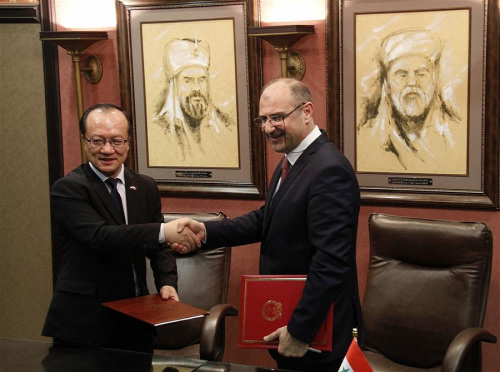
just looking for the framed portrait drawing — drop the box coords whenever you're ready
[327,0,499,208]
[117,0,265,198]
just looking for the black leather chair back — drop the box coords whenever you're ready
[145,212,233,358]
[362,213,493,370]
[164,212,231,310]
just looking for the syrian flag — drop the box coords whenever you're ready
[338,338,373,372]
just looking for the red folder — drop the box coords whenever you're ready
[102,294,207,327]
[239,275,333,351]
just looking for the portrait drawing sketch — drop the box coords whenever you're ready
[142,20,240,168]
[355,10,470,175]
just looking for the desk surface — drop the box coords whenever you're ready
[0,338,284,372]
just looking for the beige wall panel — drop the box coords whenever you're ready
[0,23,52,340]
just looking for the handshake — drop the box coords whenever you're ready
[163,218,206,254]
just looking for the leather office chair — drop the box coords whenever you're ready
[146,212,237,362]
[361,213,496,372]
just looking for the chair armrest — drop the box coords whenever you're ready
[199,303,238,362]
[442,327,497,372]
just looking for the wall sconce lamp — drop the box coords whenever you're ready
[249,25,315,80]
[40,31,108,161]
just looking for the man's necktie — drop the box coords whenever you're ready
[106,178,138,294]
[106,178,125,223]
[281,157,291,182]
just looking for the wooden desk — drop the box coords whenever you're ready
[0,337,288,372]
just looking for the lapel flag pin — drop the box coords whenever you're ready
[130,186,137,191]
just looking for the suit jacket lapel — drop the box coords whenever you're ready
[82,163,125,225]
[124,169,138,225]
[263,162,283,231]
[263,132,329,233]
[266,161,282,206]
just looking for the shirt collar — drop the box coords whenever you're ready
[286,125,321,165]
[89,162,125,185]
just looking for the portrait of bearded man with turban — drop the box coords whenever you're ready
[150,37,238,167]
[356,28,466,174]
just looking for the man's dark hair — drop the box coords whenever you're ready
[79,103,132,136]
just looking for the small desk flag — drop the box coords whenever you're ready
[338,337,373,372]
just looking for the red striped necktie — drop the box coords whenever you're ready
[281,157,291,182]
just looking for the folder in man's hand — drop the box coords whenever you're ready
[102,294,207,327]
[239,275,333,351]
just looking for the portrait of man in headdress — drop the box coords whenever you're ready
[355,10,469,175]
[142,20,240,168]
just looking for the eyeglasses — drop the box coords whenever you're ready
[84,137,128,149]
[253,102,306,128]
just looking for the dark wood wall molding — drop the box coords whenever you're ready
[39,0,64,286]
[0,4,40,23]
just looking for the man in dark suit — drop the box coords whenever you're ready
[177,78,363,371]
[42,103,201,353]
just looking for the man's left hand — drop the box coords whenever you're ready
[263,326,308,357]
[159,285,179,301]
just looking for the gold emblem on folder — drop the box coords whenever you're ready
[262,300,282,321]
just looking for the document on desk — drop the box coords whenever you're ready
[239,275,333,351]
[102,294,207,327]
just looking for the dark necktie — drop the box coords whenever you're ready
[281,157,291,182]
[106,178,125,223]
[106,178,138,294]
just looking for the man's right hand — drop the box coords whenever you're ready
[169,218,206,254]
[163,218,204,252]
